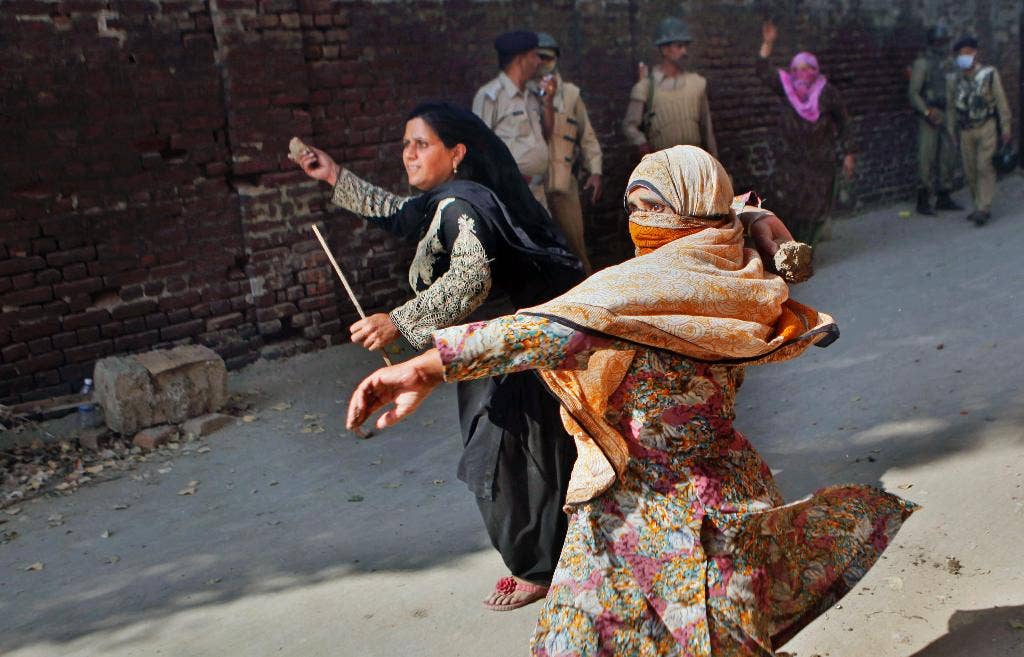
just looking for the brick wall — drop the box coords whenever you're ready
[1,0,1020,404]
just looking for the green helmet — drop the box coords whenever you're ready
[655,17,693,46]
[536,32,560,56]
[926,25,950,45]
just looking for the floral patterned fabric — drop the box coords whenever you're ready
[434,314,917,657]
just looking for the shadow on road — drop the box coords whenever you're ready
[907,605,1024,657]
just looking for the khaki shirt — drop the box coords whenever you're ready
[622,67,717,157]
[529,75,603,193]
[473,72,549,178]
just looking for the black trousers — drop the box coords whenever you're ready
[457,371,576,585]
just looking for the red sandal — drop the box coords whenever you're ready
[482,576,549,611]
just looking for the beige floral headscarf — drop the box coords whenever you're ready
[523,146,837,506]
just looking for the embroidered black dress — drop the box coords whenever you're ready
[332,169,582,583]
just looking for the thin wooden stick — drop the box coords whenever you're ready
[311,224,392,367]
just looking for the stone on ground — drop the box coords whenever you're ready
[132,425,179,450]
[93,345,227,435]
[181,413,234,438]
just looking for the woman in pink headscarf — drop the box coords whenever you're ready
[758,21,855,244]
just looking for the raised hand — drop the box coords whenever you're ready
[760,21,778,57]
[346,349,445,430]
[297,146,341,187]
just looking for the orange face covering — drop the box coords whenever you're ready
[628,219,725,255]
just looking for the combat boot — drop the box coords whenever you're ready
[934,191,963,211]
[916,189,935,215]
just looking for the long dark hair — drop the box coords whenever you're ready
[407,101,554,239]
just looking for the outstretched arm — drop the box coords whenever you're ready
[347,314,633,430]
[756,21,785,97]
[347,349,445,430]
[738,204,814,282]
[297,147,423,239]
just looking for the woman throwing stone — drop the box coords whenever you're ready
[758,21,855,244]
[296,102,584,611]
[347,146,917,656]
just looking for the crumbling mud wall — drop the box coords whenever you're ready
[1,0,1020,403]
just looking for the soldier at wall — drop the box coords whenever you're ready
[528,32,603,274]
[946,35,1013,226]
[621,17,718,158]
[473,30,553,209]
[908,25,962,215]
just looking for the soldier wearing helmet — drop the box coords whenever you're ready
[622,17,717,158]
[908,24,961,215]
[528,32,603,273]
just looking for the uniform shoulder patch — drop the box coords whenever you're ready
[480,78,502,101]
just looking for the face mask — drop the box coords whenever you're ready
[956,54,975,70]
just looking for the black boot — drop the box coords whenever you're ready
[935,191,963,211]
[916,189,935,215]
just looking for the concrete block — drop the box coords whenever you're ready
[181,413,234,438]
[133,425,179,450]
[93,345,228,434]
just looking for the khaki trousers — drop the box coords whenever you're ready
[547,178,592,274]
[960,120,998,212]
[917,117,957,193]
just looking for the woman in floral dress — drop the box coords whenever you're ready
[347,146,917,656]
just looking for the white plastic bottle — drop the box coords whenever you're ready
[78,378,99,429]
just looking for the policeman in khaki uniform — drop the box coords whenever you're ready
[622,17,717,158]
[529,32,603,274]
[473,30,552,208]
[908,25,961,215]
[946,35,1012,226]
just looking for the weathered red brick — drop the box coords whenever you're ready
[63,310,110,330]
[2,343,29,363]
[28,337,52,354]
[160,319,204,340]
[45,246,97,267]
[54,277,102,299]
[110,299,159,320]
[3,286,53,307]
[18,351,64,374]
[11,318,62,342]
[114,330,161,352]
[64,340,113,364]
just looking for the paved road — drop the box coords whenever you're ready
[2,177,1023,657]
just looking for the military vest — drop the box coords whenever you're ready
[921,52,949,108]
[954,66,997,129]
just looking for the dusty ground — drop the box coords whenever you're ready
[2,177,1023,657]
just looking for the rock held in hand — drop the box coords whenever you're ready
[773,241,813,284]
[287,137,312,163]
